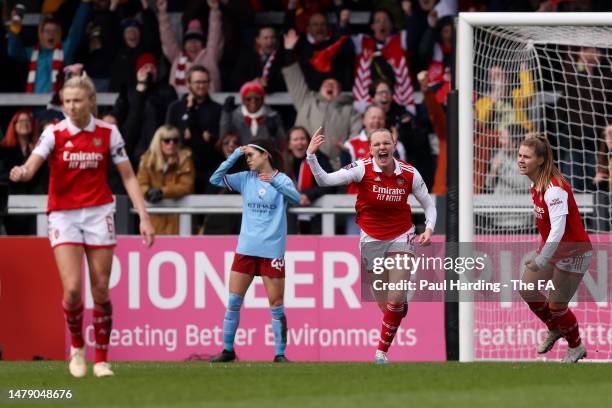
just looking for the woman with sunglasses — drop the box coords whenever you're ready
[220,80,286,148]
[209,138,300,363]
[137,124,195,234]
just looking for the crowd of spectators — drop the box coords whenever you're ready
[0,0,610,235]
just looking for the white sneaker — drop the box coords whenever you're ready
[93,362,114,377]
[68,347,87,378]
[374,350,388,364]
[538,329,563,354]
[562,343,587,363]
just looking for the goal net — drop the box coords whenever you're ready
[458,13,612,361]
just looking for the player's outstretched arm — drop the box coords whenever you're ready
[306,127,363,187]
[116,160,155,248]
[9,154,45,183]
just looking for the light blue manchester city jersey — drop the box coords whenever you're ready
[210,148,300,259]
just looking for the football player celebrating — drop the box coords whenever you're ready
[306,126,436,363]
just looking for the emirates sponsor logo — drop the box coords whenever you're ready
[372,185,406,195]
[373,184,405,202]
[63,151,104,169]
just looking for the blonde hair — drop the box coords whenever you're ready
[520,135,565,195]
[145,125,181,172]
[63,73,97,100]
[367,128,394,143]
[63,73,98,116]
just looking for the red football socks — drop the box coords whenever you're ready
[62,300,84,348]
[528,301,555,330]
[377,302,404,353]
[93,302,113,363]
[549,307,581,348]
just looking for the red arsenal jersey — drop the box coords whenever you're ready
[33,116,129,212]
[531,177,590,251]
[355,158,417,240]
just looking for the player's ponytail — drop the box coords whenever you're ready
[249,138,285,173]
[520,135,565,194]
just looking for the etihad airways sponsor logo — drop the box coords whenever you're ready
[63,151,104,169]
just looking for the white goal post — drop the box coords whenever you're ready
[457,13,612,362]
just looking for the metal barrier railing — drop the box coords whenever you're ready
[6,193,596,237]
[6,194,433,236]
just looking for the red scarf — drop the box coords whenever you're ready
[261,50,276,83]
[244,116,264,126]
[298,159,314,192]
[309,35,348,73]
[174,54,189,86]
[352,34,414,110]
[27,43,63,93]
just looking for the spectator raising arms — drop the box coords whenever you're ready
[347,8,415,113]
[157,0,223,95]
[7,1,91,93]
[282,29,361,169]
[109,1,161,92]
[284,1,354,92]
[137,125,195,235]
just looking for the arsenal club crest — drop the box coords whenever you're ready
[93,137,102,147]
[396,177,405,186]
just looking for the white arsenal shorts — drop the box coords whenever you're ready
[48,202,116,248]
[555,251,593,274]
[360,225,417,270]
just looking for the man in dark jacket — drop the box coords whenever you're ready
[121,53,177,168]
[166,65,222,192]
[229,26,285,93]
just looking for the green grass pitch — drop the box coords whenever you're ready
[1,361,612,407]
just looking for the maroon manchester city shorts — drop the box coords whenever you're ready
[231,254,285,278]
